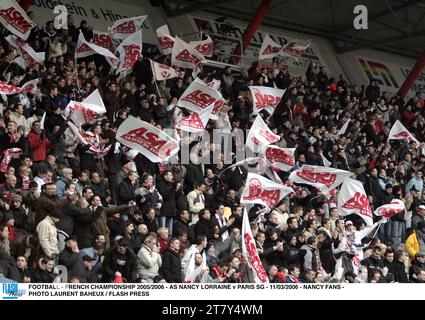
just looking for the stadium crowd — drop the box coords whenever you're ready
[1,11,425,285]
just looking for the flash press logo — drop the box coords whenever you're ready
[2,283,26,300]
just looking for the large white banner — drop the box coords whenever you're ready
[176,105,212,133]
[241,173,293,211]
[75,32,119,68]
[264,146,295,172]
[249,86,286,115]
[65,89,106,124]
[289,165,352,194]
[16,44,45,70]
[156,24,174,55]
[0,0,36,40]
[0,79,38,95]
[91,30,113,49]
[116,116,180,163]
[338,178,373,226]
[115,30,142,75]
[178,78,222,113]
[374,199,405,218]
[388,120,420,145]
[150,59,179,82]
[242,208,269,284]
[246,115,280,153]
[109,15,146,40]
[171,36,206,70]
[189,35,214,58]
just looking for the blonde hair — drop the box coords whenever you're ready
[157,227,169,236]
[18,165,31,175]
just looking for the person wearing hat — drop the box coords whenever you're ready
[10,194,32,235]
[59,235,86,282]
[36,209,61,259]
[82,255,98,283]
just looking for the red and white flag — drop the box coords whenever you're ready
[178,78,222,113]
[246,115,280,153]
[5,34,27,49]
[156,25,175,55]
[207,79,221,91]
[91,30,113,49]
[109,15,147,40]
[68,122,111,156]
[281,40,310,60]
[189,35,213,57]
[258,34,282,60]
[241,173,294,211]
[65,89,106,124]
[0,148,22,173]
[75,32,119,68]
[116,30,142,75]
[242,207,269,284]
[116,115,180,163]
[374,199,405,219]
[264,146,295,172]
[338,178,373,226]
[0,0,36,40]
[389,120,420,145]
[176,105,212,133]
[16,44,45,70]
[172,36,206,70]
[249,86,286,115]
[150,59,178,81]
[0,78,38,95]
[289,165,352,194]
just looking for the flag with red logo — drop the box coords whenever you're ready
[246,115,280,153]
[75,32,119,68]
[176,105,212,133]
[207,79,221,91]
[116,115,180,163]
[0,148,22,173]
[0,78,38,95]
[289,165,352,194]
[374,199,405,219]
[91,30,113,49]
[389,120,420,145]
[109,15,147,40]
[264,146,295,172]
[241,173,293,211]
[249,86,286,115]
[5,34,27,49]
[171,36,206,70]
[189,35,213,57]
[0,0,36,40]
[338,178,373,226]
[68,122,111,156]
[156,25,175,55]
[115,30,142,75]
[65,89,106,124]
[242,207,269,283]
[15,44,45,70]
[258,34,282,60]
[150,59,178,81]
[177,78,222,114]
[281,40,311,60]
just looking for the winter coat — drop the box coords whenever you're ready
[27,130,51,162]
[36,216,59,258]
[58,247,86,281]
[137,245,162,279]
[160,248,182,283]
[102,246,138,282]
[73,207,103,250]
[299,244,318,271]
[406,231,420,263]
[117,178,138,205]
[173,217,189,237]
[57,200,91,236]
[194,217,216,241]
[156,179,177,217]
[391,260,409,283]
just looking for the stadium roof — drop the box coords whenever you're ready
[145,0,425,59]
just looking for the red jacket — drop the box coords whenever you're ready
[27,131,51,162]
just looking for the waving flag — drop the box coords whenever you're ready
[389,120,420,145]
[0,78,38,95]
[16,44,45,70]
[0,0,36,40]
[116,30,142,75]
[242,208,269,283]
[338,119,351,136]
[68,122,111,156]
[75,32,119,68]
[241,173,294,211]
[281,40,311,60]
[374,199,405,218]
[289,165,352,194]
[258,34,282,60]
[176,105,212,133]
[178,78,222,113]
[91,30,113,49]
[264,146,295,172]
[109,15,147,40]
[5,34,27,49]
[338,178,373,226]
[116,116,180,163]
[189,35,213,57]
[249,86,286,115]
[65,89,106,124]
[246,115,280,153]
[156,25,175,55]
[258,34,310,60]
[172,36,206,70]
[150,59,178,81]
[207,79,221,91]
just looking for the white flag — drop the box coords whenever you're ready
[91,30,113,49]
[176,105,212,133]
[338,119,351,136]
[374,199,405,218]
[246,115,280,153]
[172,36,206,70]
[116,115,180,163]
[0,0,36,40]
[177,78,222,113]
[5,34,27,49]
[241,173,294,211]
[264,146,295,172]
[109,15,147,40]
[338,178,373,226]
[0,78,38,95]
[156,25,175,55]
[249,86,286,115]
[289,165,352,194]
[65,89,106,124]
[150,59,178,81]
[16,44,45,69]
[189,35,213,57]
[389,120,420,145]
[115,30,142,75]
[321,154,332,167]
[207,79,221,91]
[281,39,311,60]
[75,32,119,68]
[258,34,282,60]
[242,208,269,283]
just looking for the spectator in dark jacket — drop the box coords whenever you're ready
[58,236,86,282]
[194,209,217,241]
[157,171,179,235]
[160,238,182,283]
[102,238,138,283]
[173,210,190,238]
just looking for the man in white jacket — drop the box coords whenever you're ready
[36,209,61,260]
[137,235,162,283]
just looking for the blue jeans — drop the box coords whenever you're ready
[160,216,173,235]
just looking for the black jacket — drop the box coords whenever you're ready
[58,247,86,281]
[57,200,91,236]
[173,217,189,237]
[195,217,216,241]
[281,242,301,268]
[73,207,103,249]
[78,144,97,172]
[157,179,177,217]
[117,178,138,206]
[160,249,182,283]
[392,260,409,283]
[102,246,138,283]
